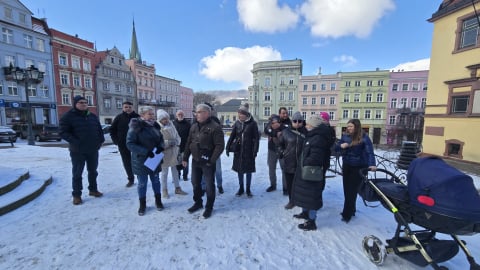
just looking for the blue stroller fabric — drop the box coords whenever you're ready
[407,157,480,221]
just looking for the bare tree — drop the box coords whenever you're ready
[193,92,216,107]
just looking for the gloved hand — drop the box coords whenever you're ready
[155,147,162,154]
[147,151,155,158]
[226,151,230,157]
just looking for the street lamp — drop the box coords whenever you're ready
[8,65,44,145]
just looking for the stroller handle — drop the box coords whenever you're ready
[359,168,404,184]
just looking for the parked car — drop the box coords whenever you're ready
[101,124,111,134]
[13,124,61,142]
[0,126,17,143]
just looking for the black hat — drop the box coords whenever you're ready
[270,114,280,123]
[73,95,86,107]
[204,102,214,110]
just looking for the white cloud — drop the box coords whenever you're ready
[390,58,430,71]
[200,46,282,88]
[333,54,358,67]
[300,0,395,38]
[237,0,299,33]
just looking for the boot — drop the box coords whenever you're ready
[235,187,244,197]
[155,194,164,210]
[293,211,309,220]
[138,198,146,216]
[162,189,170,199]
[246,182,252,198]
[284,201,294,209]
[298,219,317,231]
[175,187,188,195]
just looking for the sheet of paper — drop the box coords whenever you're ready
[144,148,164,171]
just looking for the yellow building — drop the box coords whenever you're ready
[423,1,480,164]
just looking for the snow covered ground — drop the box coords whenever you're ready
[1,137,479,270]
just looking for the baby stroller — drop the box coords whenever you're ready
[359,156,480,270]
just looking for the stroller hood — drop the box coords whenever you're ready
[407,157,480,221]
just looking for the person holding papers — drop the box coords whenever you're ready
[126,106,165,216]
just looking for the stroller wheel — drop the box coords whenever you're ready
[362,235,386,265]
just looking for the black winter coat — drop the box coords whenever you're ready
[110,111,140,147]
[226,116,260,174]
[292,124,335,210]
[183,118,224,165]
[126,118,165,175]
[59,108,105,153]
[264,121,285,151]
[173,118,191,153]
[278,126,307,174]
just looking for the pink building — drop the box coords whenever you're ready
[179,86,194,119]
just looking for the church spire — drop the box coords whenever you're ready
[129,19,142,63]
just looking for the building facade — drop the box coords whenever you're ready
[248,59,302,129]
[50,29,97,117]
[337,69,390,144]
[0,0,56,126]
[94,47,136,124]
[386,70,428,145]
[298,73,340,128]
[422,0,480,164]
[179,86,194,119]
[154,74,178,116]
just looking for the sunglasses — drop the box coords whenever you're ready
[292,120,303,123]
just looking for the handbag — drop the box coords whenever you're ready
[301,165,324,181]
[228,137,241,153]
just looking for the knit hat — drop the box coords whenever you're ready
[319,112,330,124]
[238,103,249,115]
[204,102,214,111]
[270,114,280,123]
[306,114,325,128]
[291,111,303,121]
[73,95,87,107]
[156,109,170,120]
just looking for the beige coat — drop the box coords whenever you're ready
[158,120,181,168]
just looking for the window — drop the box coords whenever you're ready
[412,83,419,91]
[345,81,351,87]
[411,98,418,108]
[353,109,359,119]
[264,77,270,87]
[302,97,307,105]
[423,83,428,91]
[312,84,317,91]
[5,55,15,66]
[4,7,13,19]
[289,78,294,85]
[25,59,33,69]
[72,56,81,70]
[459,17,479,49]
[24,35,33,48]
[402,84,409,91]
[83,59,91,72]
[320,97,326,105]
[400,98,407,108]
[60,73,69,85]
[343,93,350,103]
[303,84,307,91]
[421,98,427,108]
[311,97,317,105]
[376,93,383,102]
[451,96,469,113]
[302,112,307,119]
[330,83,336,91]
[37,62,46,73]
[36,38,45,52]
[104,99,111,109]
[115,83,121,92]
[375,110,382,119]
[59,54,68,66]
[355,81,361,87]
[110,57,115,64]
[342,110,349,119]
[127,85,132,93]
[0,81,3,95]
[119,59,122,65]
[378,80,384,86]
[288,91,293,101]
[40,85,49,97]
[19,13,26,24]
[364,110,371,119]
[280,92,285,101]
[7,82,18,95]
[84,77,92,88]
[288,107,293,116]
[263,91,271,101]
[367,80,373,86]
[329,97,335,105]
[321,84,326,91]
[389,115,396,125]
[329,112,334,121]
[116,99,123,109]
[365,93,372,102]
[391,98,397,108]
[392,84,398,91]
[2,28,13,43]
[28,85,36,97]
[104,82,110,90]
[62,93,71,105]
[73,75,81,87]
[264,107,271,117]
[354,93,360,102]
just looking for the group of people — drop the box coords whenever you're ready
[59,95,376,225]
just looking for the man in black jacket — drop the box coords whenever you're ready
[173,110,191,181]
[110,101,140,187]
[60,95,105,205]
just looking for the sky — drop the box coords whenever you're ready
[21,0,437,91]
[1,137,479,269]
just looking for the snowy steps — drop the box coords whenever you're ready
[0,166,52,216]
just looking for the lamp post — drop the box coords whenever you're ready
[10,65,44,145]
